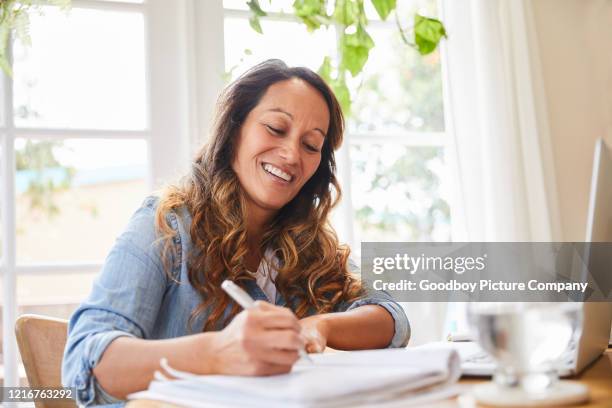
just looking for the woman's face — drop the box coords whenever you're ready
[232,78,330,219]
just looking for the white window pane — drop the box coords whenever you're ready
[97,0,144,3]
[0,274,3,377]
[350,143,451,242]
[18,272,97,309]
[390,0,440,20]
[224,0,295,13]
[15,138,148,263]
[223,0,437,21]
[0,139,3,261]
[224,17,336,81]
[0,78,5,127]
[349,25,444,133]
[12,8,146,130]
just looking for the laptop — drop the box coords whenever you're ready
[456,138,612,377]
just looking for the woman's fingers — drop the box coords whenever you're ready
[254,347,300,366]
[299,315,328,354]
[259,313,301,332]
[303,332,325,353]
[305,342,319,353]
[255,329,305,352]
[222,303,312,374]
[250,302,302,332]
[252,300,275,309]
[248,361,293,376]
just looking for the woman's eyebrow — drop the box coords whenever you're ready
[267,107,293,119]
[266,107,326,137]
[312,128,326,138]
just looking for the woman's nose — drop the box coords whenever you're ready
[278,138,300,164]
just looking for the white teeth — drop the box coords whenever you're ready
[263,163,292,182]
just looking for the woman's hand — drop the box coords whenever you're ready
[207,301,304,376]
[299,314,330,354]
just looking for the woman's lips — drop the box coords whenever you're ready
[261,163,295,185]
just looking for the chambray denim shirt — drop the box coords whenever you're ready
[62,196,410,407]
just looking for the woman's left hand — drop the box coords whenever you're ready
[299,315,330,354]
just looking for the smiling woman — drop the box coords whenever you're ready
[61,59,410,406]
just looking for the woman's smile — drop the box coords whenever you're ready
[261,162,294,184]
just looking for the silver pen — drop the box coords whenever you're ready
[221,279,313,362]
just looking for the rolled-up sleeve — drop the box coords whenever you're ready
[62,198,177,406]
[335,257,410,348]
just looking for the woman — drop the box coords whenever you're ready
[62,59,409,406]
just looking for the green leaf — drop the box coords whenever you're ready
[0,54,12,77]
[0,23,10,70]
[246,0,266,33]
[249,15,263,34]
[414,13,447,55]
[370,0,396,21]
[293,0,327,31]
[317,56,332,83]
[0,0,73,78]
[14,11,31,47]
[333,0,358,26]
[247,0,267,17]
[331,77,351,116]
[340,25,374,77]
[342,45,368,77]
[315,56,351,115]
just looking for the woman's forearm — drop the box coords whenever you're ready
[93,332,219,400]
[320,305,395,350]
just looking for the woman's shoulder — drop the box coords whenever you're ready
[120,195,191,262]
[124,195,164,239]
[132,195,192,230]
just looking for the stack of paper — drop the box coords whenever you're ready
[129,348,461,407]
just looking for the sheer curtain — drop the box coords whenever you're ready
[442,0,562,243]
[403,0,564,345]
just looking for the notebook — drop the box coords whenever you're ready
[129,348,462,407]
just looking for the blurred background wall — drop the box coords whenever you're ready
[533,0,612,240]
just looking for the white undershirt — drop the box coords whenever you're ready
[247,248,279,303]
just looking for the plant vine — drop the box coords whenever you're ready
[246,0,447,115]
[0,0,70,76]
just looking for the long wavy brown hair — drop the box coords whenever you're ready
[154,59,364,332]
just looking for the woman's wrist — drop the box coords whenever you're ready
[187,332,222,375]
[313,313,331,339]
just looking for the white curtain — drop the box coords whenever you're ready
[406,0,566,344]
[442,0,562,242]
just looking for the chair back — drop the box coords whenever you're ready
[15,314,76,408]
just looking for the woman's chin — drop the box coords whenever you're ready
[262,199,290,210]
[247,194,285,211]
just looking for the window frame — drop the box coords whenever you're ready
[0,0,198,386]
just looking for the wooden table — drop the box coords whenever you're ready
[127,349,612,408]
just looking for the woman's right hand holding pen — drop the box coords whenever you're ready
[93,301,304,399]
[207,301,305,376]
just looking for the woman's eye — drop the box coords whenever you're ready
[265,125,284,134]
[305,143,320,153]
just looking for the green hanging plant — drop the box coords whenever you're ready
[246,0,447,115]
[0,0,71,76]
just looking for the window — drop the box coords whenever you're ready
[1,0,151,386]
[222,0,451,250]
